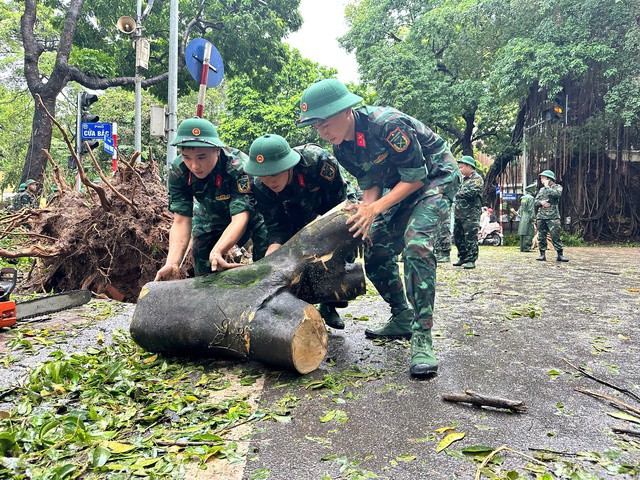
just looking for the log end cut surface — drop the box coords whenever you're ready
[291,305,328,374]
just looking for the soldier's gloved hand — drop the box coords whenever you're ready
[155,264,181,281]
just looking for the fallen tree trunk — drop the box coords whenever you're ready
[130,203,365,373]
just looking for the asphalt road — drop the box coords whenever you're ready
[1,246,639,479]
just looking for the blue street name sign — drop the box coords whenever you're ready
[104,136,115,155]
[495,185,501,194]
[81,122,112,141]
[502,193,517,201]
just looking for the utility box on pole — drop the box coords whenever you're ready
[150,105,167,139]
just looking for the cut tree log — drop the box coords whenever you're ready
[130,202,365,374]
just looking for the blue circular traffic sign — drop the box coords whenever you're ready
[185,38,224,88]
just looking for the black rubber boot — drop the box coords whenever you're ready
[556,250,569,262]
[536,251,546,261]
[317,304,345,330]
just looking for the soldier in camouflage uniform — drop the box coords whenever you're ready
[297,79,460,378]
[12,179,38,210]
[434,202,455,265]
[534,170,568,262]
[512,182,537,252]
[452,156,484,269]
[244,134,357,329]
[155,118,268,281]
[46,185,60,204]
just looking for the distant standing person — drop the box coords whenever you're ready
[13,179,38,210]
[296,78,460,378]
[155,118,269,281]
[453,156,484,269]
[511,183,537,252]
[244,134,356,329]
[535,170,568,262]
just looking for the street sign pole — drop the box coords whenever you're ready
[111,122,118,171]
[196,42,212,118]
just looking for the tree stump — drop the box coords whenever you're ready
[130,203,365,373]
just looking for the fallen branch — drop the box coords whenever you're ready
[612,427,640,437]
[43,150,70,191]
[87,148,137,212]
[0,245,59,259]
[575,387,640,416]
[441,389,527,412]
[564,358,640,403]
[0,230,58,242]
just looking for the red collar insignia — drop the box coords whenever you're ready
[297,173,305,187]
[356,132,366,147]
[215,174,222,188]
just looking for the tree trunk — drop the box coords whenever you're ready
[21,92,55,185]
[130,203,365,374]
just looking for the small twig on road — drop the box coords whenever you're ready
[575,387,640,416]
[469,291,485,300]
[612,426,640,438]
[475,445,543,480]
[441,389,527,412]
[564,358,640,403]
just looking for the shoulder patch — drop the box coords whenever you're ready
[320,161,336,182]
[237,175,251,193]
[385,127,411,153]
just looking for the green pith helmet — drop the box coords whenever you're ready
[539,170,556,181]
[18,183,26,192]
[245,134,301,177]
[457,155,476,168]
[525,182,537,194]
[51,185,59,192]
[24,179,36,186]
[296,79,363,127]
[171,117,226,148]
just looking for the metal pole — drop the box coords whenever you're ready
[134,0,143,153]
[195,42,213,118]
[166,0,179,173]
[522,128,527,194]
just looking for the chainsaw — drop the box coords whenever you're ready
[0,267,92,328]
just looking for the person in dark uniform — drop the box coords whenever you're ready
[244,133,356,329]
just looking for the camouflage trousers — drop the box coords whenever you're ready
[536,218,563,252]
[453,212,480,262]
[192,221,269,276]
[364,194,451,331]
[434,204,453,258]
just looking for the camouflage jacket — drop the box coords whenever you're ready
[12,191,37,210]
[333,106,460,207]
[168,146,262,238]
[253,144,356,245]
[534,184,562,220]
[455,171,484,215]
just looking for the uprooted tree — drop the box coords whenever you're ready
[0,96,171,301]
[130,204,366,374]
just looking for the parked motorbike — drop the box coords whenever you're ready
[478,222,503,246]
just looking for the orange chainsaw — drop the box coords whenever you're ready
[0,268,92,328]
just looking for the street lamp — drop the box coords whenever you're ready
[117,0,153,154]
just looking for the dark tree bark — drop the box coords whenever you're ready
[130,203,366,374]
[20,0,174,186]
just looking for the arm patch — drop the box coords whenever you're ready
[237,175,251,193]
[385,127,411,153]
[320,161,336,181]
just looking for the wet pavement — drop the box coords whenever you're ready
[1,247,639,479]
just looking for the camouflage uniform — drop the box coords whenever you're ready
[168,147,268,275]
[515,183,537,252]
[253,144,355,245]
[453,170,484,263]
[12,191,37,210]
[332,105,460,332]
[534,183,563,253]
